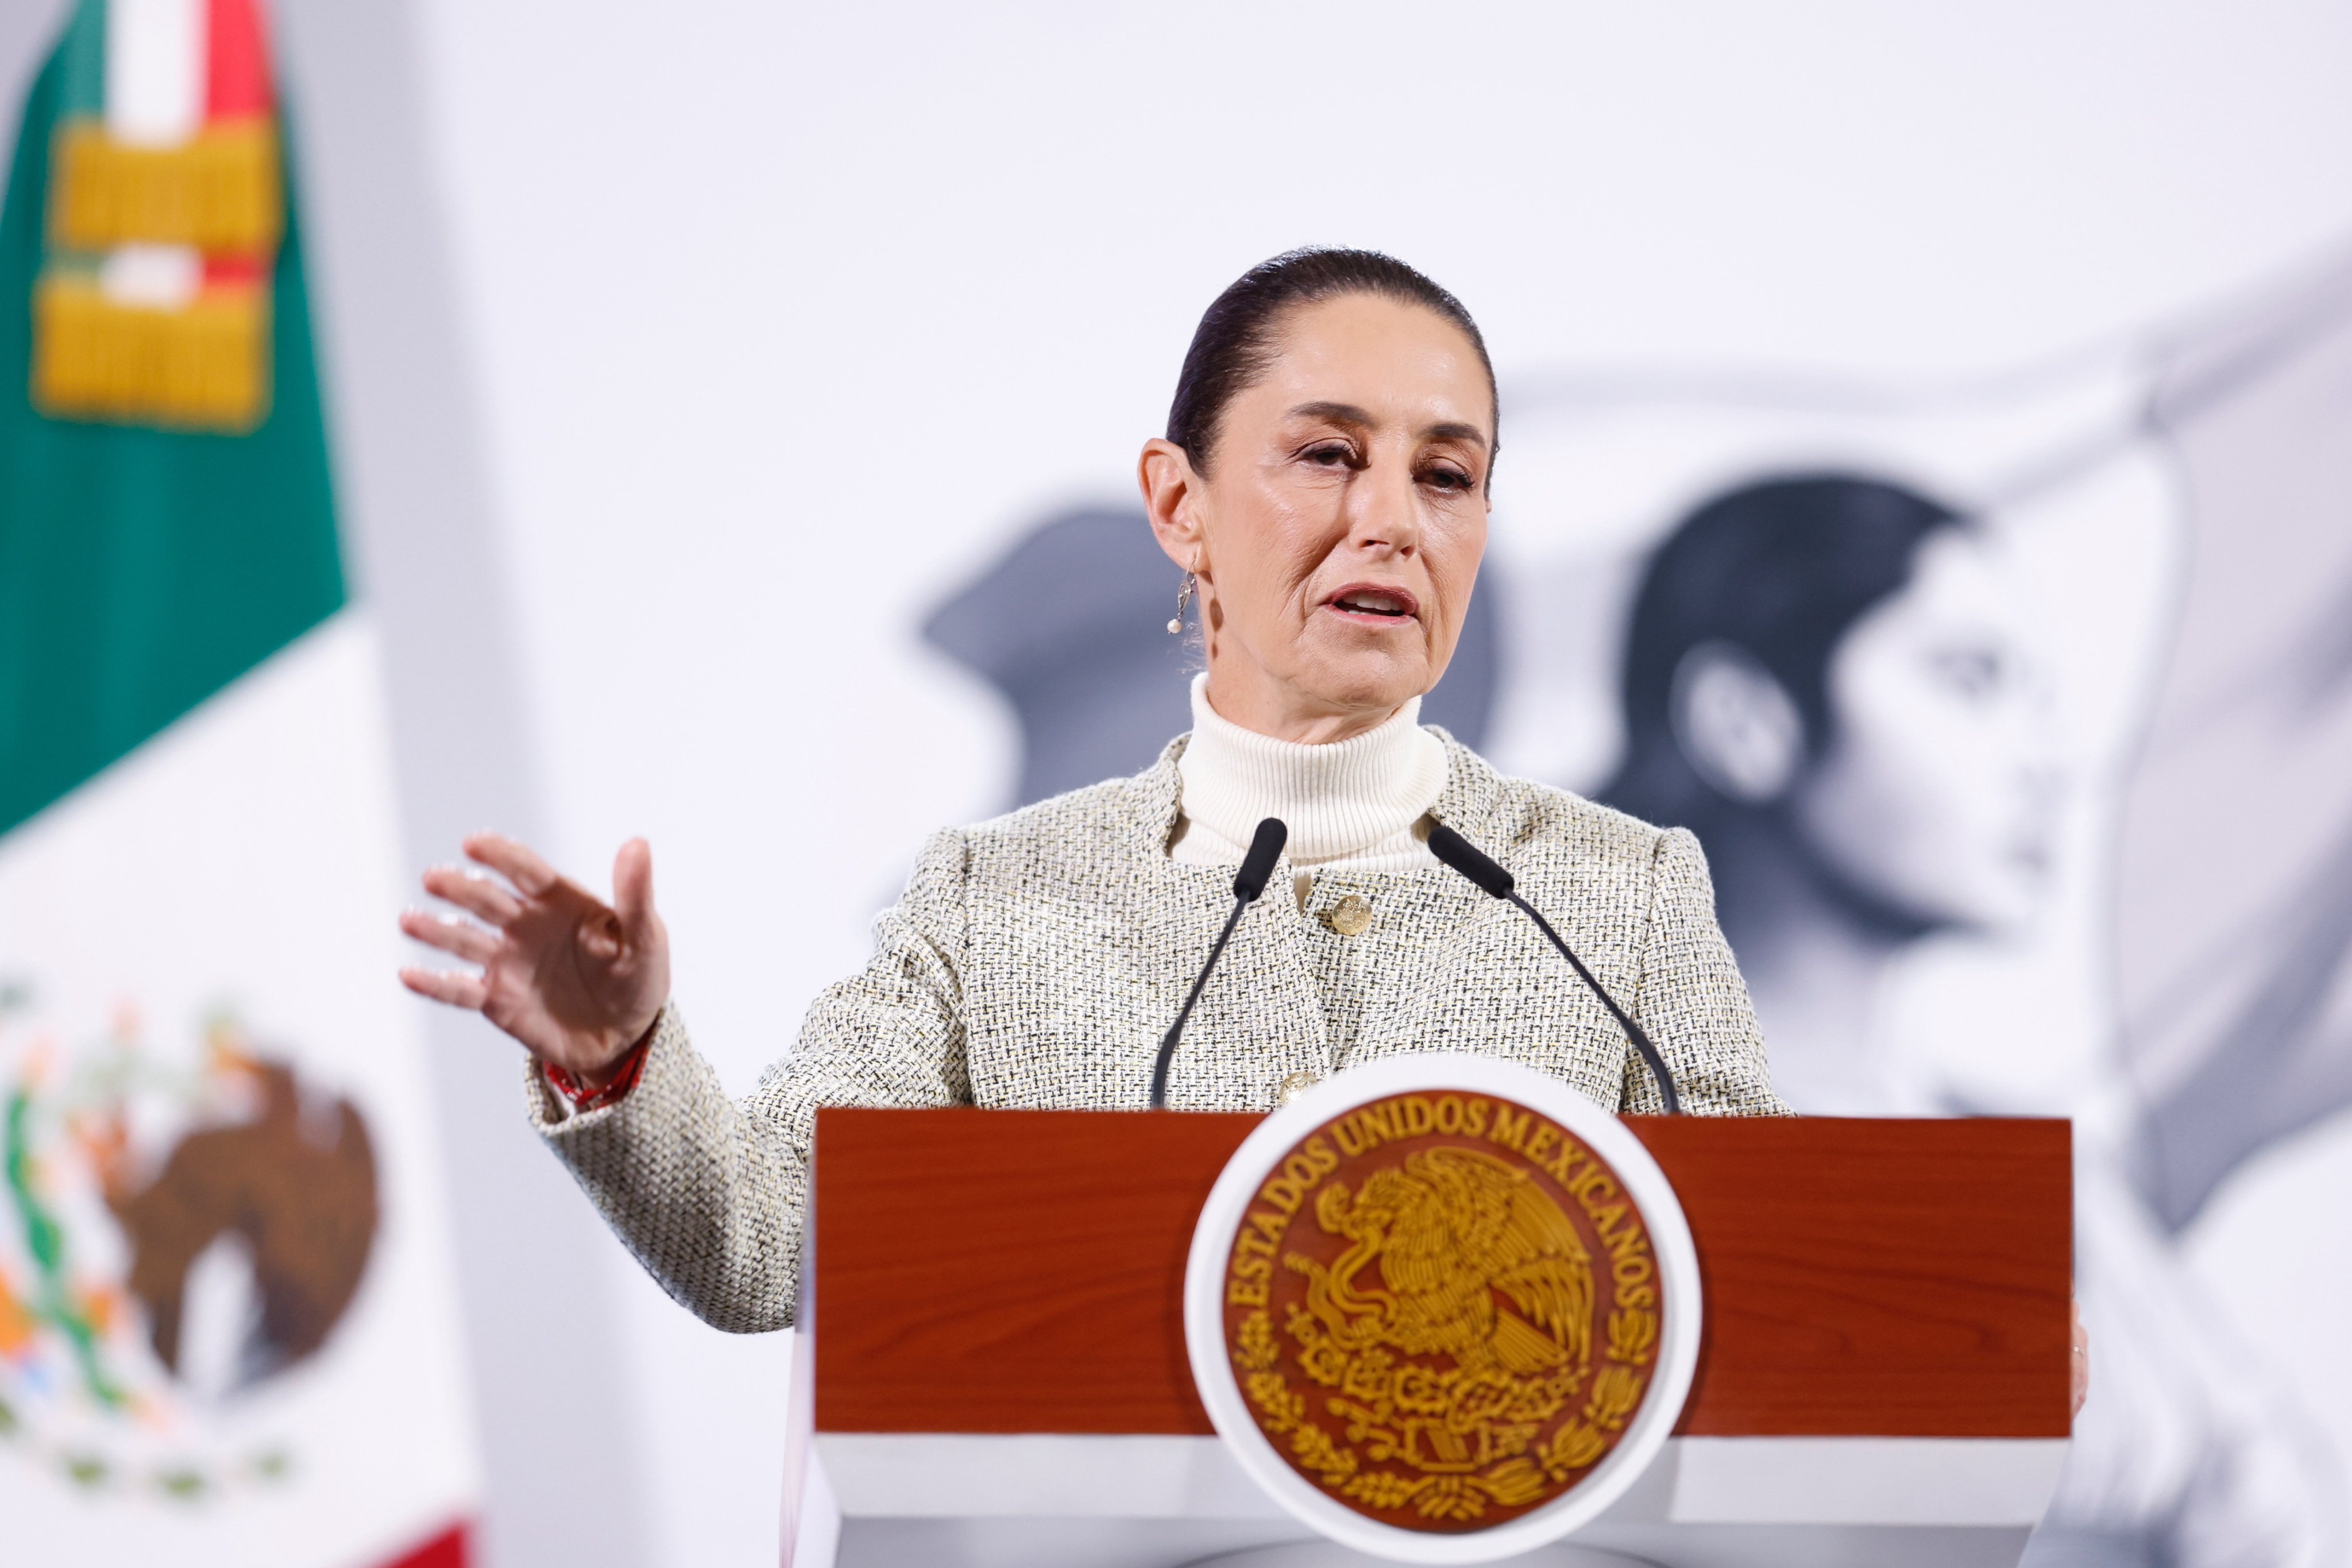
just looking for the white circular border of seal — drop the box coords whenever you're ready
[1183,1052,1704,1565]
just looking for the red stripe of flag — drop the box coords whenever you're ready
[204,0,273,119]
[374,1521,470,1568]
[200,254,265,288]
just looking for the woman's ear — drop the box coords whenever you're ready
[1138,438,1206,570]
[1669,641,1806,804]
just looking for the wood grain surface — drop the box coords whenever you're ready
[812,1108,2070,1438]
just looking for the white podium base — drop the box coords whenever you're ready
[787,1432,2065,1568]
[1186,1542,1654,1567]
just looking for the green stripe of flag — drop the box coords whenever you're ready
[57,0,103,121]
[0,33,345,840]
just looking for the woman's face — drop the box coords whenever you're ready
[1140,293,1493,743]
[1790,531,2060,932]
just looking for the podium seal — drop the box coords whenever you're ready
[1186,1055,1701,1563]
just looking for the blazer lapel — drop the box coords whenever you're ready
[1119,733,1329,1104]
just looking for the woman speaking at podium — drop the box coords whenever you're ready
[398,249,1787,1333]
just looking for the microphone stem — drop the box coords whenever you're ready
[1505,890,1684,1117]
[1149,894,1251,1110]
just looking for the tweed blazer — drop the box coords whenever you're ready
[530,731,1785,1333]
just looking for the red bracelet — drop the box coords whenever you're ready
[545,1030,652,1111]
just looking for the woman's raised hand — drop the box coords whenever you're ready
[399,834,671,1085]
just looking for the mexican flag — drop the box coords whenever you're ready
[0,4,480,1565]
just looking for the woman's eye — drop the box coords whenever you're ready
[1304,443,1354,467]
[1420,465,1473,492]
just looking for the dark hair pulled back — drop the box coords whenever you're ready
[1166,248,1496,475]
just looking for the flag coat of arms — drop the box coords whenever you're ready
[0,3,482,1564]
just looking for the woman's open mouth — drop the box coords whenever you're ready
[1323,584,1420,625]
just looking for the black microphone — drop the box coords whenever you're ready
[1150,817,1287,1109]
[1427,821,1684,1116]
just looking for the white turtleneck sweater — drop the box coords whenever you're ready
[1169,674,1449,898]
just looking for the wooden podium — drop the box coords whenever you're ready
[784,1110,2072,1568]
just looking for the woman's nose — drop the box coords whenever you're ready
[1347,458,1423,554]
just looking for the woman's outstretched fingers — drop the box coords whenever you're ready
[401,832,666,1061]
[401,908,499,963]
[422,864,522,926]
[400,965,489,1009]
[466,832,558,897]
[613,838,656,938]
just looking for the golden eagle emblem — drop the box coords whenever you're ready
[1222,1092,1662,1531]
[1297,1146,1594,1378]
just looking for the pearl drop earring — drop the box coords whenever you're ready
[1167,570,1196,635]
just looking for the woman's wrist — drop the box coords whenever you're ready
[546,1009,663,1108]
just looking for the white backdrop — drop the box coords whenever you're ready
[392,5,2352,1566]
[9,5,2347,1567]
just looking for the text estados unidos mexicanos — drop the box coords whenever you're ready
[1225,1093,1656,1311]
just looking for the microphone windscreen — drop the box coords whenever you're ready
[1233,818,1288,902]
[1428,822,1515,898]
